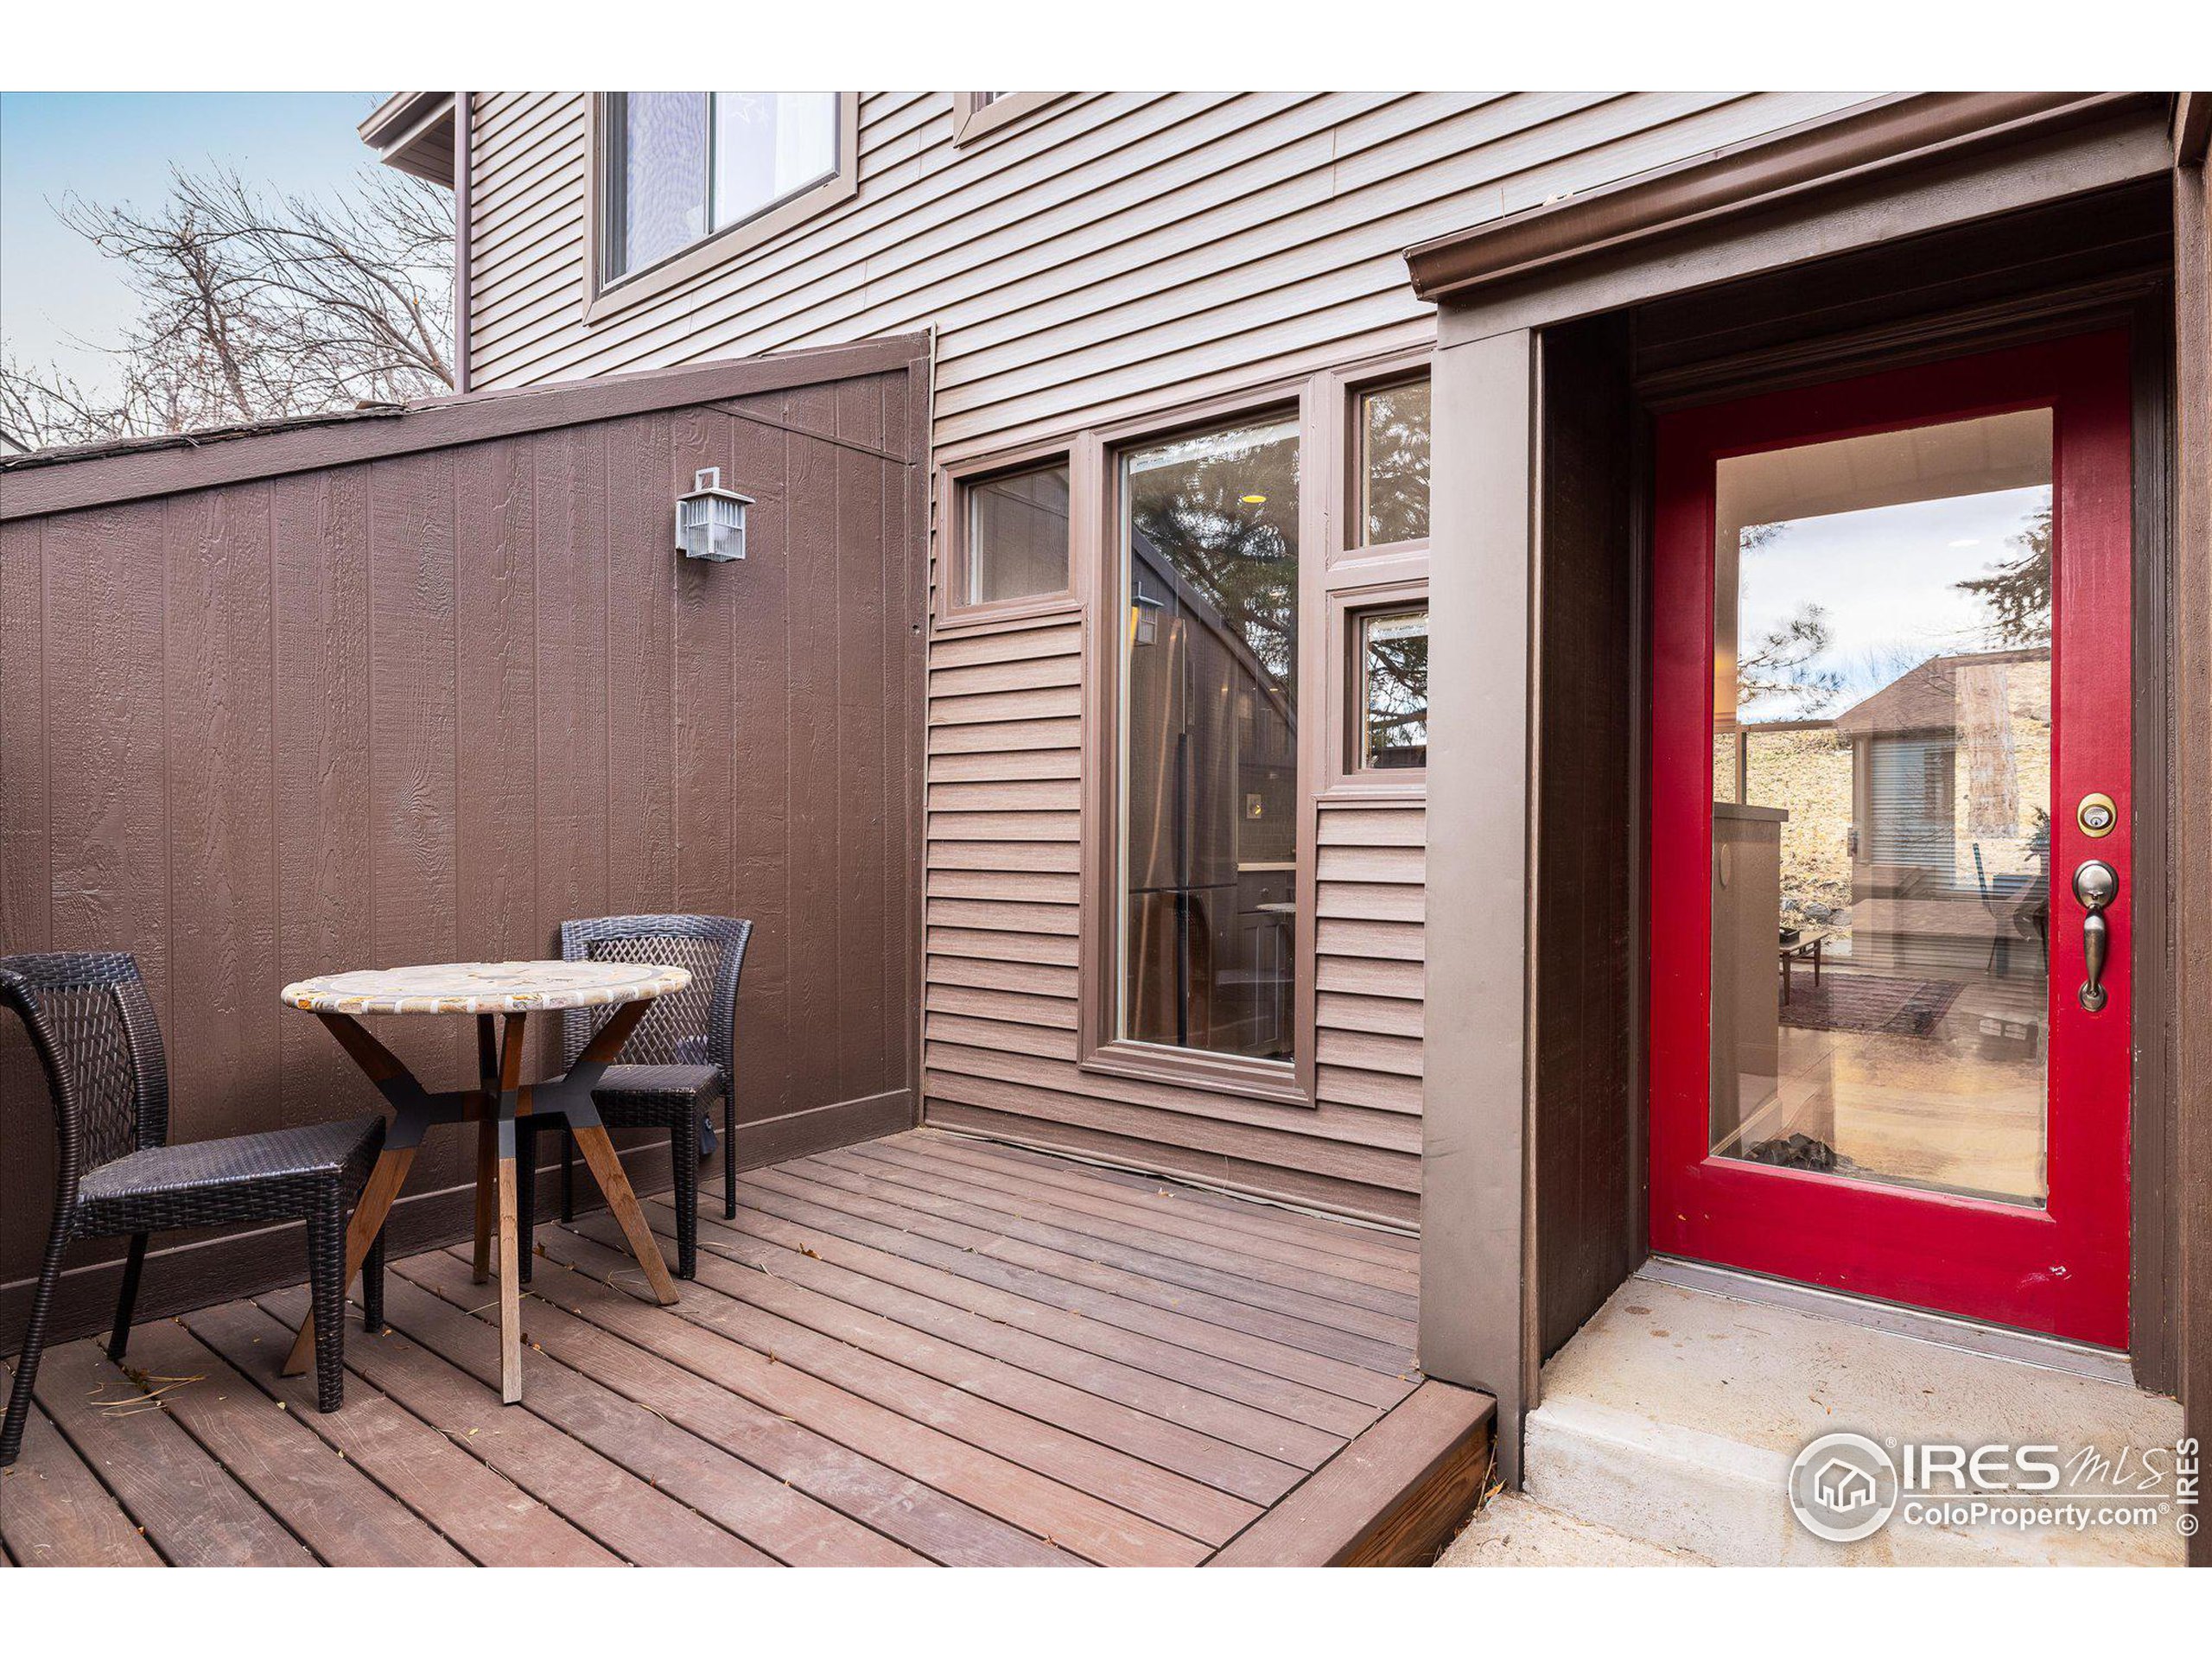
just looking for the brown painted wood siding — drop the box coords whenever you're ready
[0,353,926,1351]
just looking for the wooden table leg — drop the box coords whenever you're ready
[472,1014,499,1284]
[491,1014,531,1403]
[282,1145,416,1376]
[496,1118,524,1403]
[570,1125,679,1306]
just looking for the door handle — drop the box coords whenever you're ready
[2072,859,2118,1013]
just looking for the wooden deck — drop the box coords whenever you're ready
[1,1129,1489,1567]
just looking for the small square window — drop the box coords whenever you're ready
[1357,378,1431,548]
[962,461,1071,608]
[1357,607,1428,771]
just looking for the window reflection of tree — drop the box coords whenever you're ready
[1956,505,2051,649]
[1363,383,1431,546]
[1128,426,1300,699]
[1363,615,1427,767]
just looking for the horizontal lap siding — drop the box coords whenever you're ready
[462,91,1874,454]
[0,365,925,1353]
[919,617,1423,1229]
[457,88,1880,1229]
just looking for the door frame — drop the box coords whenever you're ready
[1646,328,2136,1349]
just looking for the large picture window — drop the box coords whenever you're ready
[601,92,848,287]
[1117,415,1301,1064]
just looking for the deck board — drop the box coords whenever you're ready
[743,1164,1413,1403]
[793,1151,1420,1356]
[668,1188,1355,1461]
[631,1196,1309,1501]
[3,1128,1488,1567]
[27,1338,309,1566]
[564,1210,1267,1536]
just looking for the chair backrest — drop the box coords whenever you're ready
[0,951,170,1198]
[557,915,750,1081]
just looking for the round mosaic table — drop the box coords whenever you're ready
[276,959,693,1404]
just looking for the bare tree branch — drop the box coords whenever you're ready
[1,161,452,448]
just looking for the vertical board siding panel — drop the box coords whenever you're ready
[35,501,168,1281]
[603,413,677,914]
[671,409,735,919]
[164,484,280,1140]
[785,385,842,1121]
[0,520,47,952]
[366,451,464,1139]
[836,375,889,1103]
[533,422,610,1065]
[728,398,792,1122]
[0,517,50,1283]
[271,467,378,1127]
[453,439,538,973]
[883,369,918,1102]
[2,347,924,1343]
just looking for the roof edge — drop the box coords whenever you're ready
[1405,92,2160,306]
[0,334,932,522]
[359,91,456,187]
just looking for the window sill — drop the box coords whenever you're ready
[933,588,1083,639]
[1079,1040,1313,1109]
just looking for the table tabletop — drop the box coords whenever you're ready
[279,958,690,1016]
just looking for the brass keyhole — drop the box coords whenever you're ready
[2077,791,2116,839]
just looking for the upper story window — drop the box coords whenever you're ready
[597,92,855,294]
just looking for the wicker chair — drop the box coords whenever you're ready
[0,952,386,1468]
[516,915,750,1282]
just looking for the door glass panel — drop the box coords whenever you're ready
[1119,416,1300,1062]
[1708,408,2053,1206]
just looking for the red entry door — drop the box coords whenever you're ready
[1649,332,2133,1348]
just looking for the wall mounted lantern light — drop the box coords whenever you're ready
[677,467,753,563]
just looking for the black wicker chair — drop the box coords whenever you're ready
[0,952,386,1468]
[516,915,750,1282]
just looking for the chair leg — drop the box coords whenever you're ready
[106,1232,150,1363]
[723,1087,738,1220]
[514,1120,537,1287]
[1,1214,71,1468]
[559,1130,575,1223]
[360,1221,385,1332]
[305,1192,346,1414]
[671,1124,698,1281]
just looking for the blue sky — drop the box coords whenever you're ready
[1738,485,2052,720]
[1,92,387,395]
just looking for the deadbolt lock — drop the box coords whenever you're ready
[2077,791,2117,839]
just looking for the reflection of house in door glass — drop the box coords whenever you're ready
[1707,409,2055,1208]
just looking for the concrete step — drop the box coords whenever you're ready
[1521,1275,2187,1567]
[1438,1491,1711,1567]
